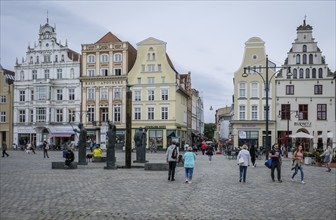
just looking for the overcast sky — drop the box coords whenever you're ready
[1,0,335,123]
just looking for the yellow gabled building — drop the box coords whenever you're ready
[128,37,189,149]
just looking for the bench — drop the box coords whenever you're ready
[144,163,169,171]
[52,162,77,169]
[92,157,106,162]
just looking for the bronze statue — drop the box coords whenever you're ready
[73,123,87,165]
[105,121,117,169]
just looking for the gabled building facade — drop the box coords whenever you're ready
[13,18,81,147]
[276,19,335,151]
[128,37,189,149]
[191,89,204,145]
[81,32,137,148]
[0,66,15,148]
[232,37,276,148]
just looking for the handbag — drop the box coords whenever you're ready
[264,158,272,169]
[238,157,244,165]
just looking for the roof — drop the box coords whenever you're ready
[96,32,122,43]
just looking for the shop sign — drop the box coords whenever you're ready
[294,122,312,127]
[145,126,166,129]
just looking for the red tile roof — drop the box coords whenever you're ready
[96,32,122,43]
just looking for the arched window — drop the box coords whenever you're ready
[20,71,24,80]
[293,69,297,79]
[30,56,33,63]
[299,68,304,78]
[312,68,316,78]
[309,54,313,64]
[36,56,39,63]
[303,45,307,52]
[147,53,150,60]
[303,54,307,64]
[305,68,310,78]
[296,54,300,64]
[101,54,109,62]
[87,55,95,63]
[61,54,64,62]
[152,53,156,60]
[114,53,122,62]
[318,68,323,78]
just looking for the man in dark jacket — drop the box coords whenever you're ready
[2,141,9,157]
[65,149,75,167]
[269,143,282,182]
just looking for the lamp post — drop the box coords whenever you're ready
[278,108,298,156]
[242,55,291,159]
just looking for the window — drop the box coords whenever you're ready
[158,64,162,72]
[36,56,39,63]
[134,90,141,101]
[148,107,154,120]
[251,83,258,98]
[312,68,316,78]
[141,65,145,72]
[148,77,154,84]
[305,68,310,78]
[303,54,307,64]
[37,86,47,100]
[258,65,263,73]
[36,107,46,122]
[114,106,121,122]
[114,68,121,76]
[239,105,245,120]
[69,89,75,100]
[152,53,156,60]
[286,85,294,95]
[30,109,33,123]
[19,91,25,102]
[148,64,155,72]
[87,88,95,100]
[137,77,141,84]
[61,54,64,62]
[32,70,37,80]
[251,105,258,120]
[0,96,6,103]
[239,83,246,98]
[31,90,34,101]
[309,54,313,64]
[298,104,308,120]
[68,109,75,122]
[147,53,151,60]
[88,69,95,77]
[57,69,62,79]
[0,112,5,123]
[318,68,323,78]
[296,54,300,64]
[70,68,74,79]
[100,108,108,122]
[161,89,168,100]
[56,109,63,122]
[114,88,121,99]
[44,55,51,63]
[101,54,109,62]
[281,104,291,120]
[161,76,165,83]
[314,85,323,95]
[30,56,33,63]
[161,107,168,120]
[100,88,108,100]
[317,104,327,120]
[293,69,297,79]
[87,55,95,63]
[19,110,25,123]
[87,106,94,122]
[44,69,49,79]
[114,53,122,62]
[20,71,24,80]
[56,89,63,100]
[101,69,108,76]
[299,69,303,78]
[55,55,58,62]
[303,45,307,52]
[134,107,141,120]
[148,90,154,101]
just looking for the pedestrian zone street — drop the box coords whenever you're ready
[0,150,335,220]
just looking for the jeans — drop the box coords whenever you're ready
[239,166,247,182]
[292,164,304,181]
[168,161,177,180]
[185,167,194,180]
[271,162,282,181]
[208,155,213,161]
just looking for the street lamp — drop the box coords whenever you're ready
[278,108,298,155]
[242,55,291,159]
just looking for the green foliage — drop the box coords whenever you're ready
[204,123,216,141]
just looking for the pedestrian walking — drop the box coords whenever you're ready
[183,147,196,184]
[43,141,49,158]
[2,141,9,157]
[250,145,257,167]
[201,142,207,155]
[269,143,282,182]
[166,141,179,181]
[321,145,333,172]
[237,144,250,182]
[291,144,305,183]
[206,144,214,163]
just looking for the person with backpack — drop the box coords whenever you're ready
[166,141,179,181]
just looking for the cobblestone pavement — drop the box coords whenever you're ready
[0,150,335,220]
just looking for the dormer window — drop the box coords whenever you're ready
[303,45,307,52]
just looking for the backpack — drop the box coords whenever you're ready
[171,147,177,159]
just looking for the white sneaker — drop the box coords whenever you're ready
[185,179,188,183]
[291,178,294,182]
[301,181,305,184]
[188,181,192,184]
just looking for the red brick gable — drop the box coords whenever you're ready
[96,32,121,43]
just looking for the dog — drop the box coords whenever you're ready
[86,153,93,162]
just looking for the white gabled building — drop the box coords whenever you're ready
[276,19,335,152]
[13,18,81,147]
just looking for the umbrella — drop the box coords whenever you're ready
[313,132,318,150]
[289,131,313,139]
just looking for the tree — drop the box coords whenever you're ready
[204,123,216,141]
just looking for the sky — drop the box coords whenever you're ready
[1,0,335,123]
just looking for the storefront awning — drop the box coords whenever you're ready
[48,126,76,138]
